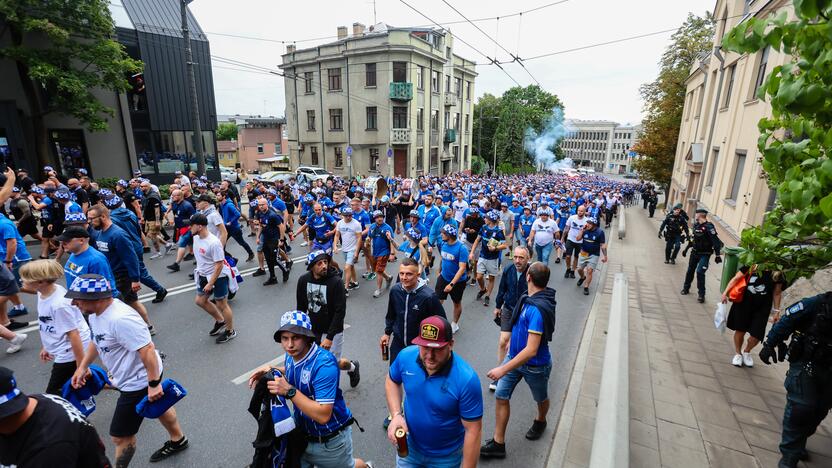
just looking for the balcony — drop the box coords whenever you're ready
[389,82,413,101]
[391,128,413,145]
[444,128,457,143]
[443,93,459,107]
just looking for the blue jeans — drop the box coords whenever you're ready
[301,426,355,468]
[664,235,682,261]
[683,252,710,296]
[397,443,462,468]
[534,243,553,265]
[495,356,552,402]
[515,227,526,246]
[780,363,832,461]
[139,261,164,293]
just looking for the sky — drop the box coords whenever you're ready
[190,0,715,126]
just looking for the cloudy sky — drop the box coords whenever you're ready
[190,0,714,125]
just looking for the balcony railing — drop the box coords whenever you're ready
[389,82,413,101]
[444,128,457,143]
[391,128,413,144]
[443,93,459,107]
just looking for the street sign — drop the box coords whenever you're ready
[628,151,636,158]
[346,146,353,156]
[387,148,393,158]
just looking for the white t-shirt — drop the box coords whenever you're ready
[336,219,362,252]
[37,284,91,364]
[201,207,224,238]
[193,232,226,278]
[531,218,559,246]
[88,300,162,392]
[566,215,588,243]
[452,200,469,222]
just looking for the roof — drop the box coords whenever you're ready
[217,115,285,126]
[217,140,238,152]
[121,0,207,41]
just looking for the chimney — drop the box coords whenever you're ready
[286,44,295,53]
[353,22,365,36]
[337,26,348,40]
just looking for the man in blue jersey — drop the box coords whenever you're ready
[436,224,468,334]
[386,315,483,467]
[58,227,118,297]
[218,191,254,262]
[248,311,373,468]
[470,210,507,308]
[368,211,398,298]
[575,217,607,296]
[291,203,337,254]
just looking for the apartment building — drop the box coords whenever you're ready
[280,22,477,178]
[560,120,641,174]
[668,0,792,240]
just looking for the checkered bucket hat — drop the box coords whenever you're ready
[65,274,113,300]
[274,310,316,341]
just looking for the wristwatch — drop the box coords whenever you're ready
[286,387,297,399]
[148,377,162,388]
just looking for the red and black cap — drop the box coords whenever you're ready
[411,315,453,348]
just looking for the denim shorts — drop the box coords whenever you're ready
[342,249,356,266]
[196,275,229,300]
[495,356,552,403]
[301,425,355,468]
[256,233,264,252]
[397,443,462,468]
[177,230,193,248]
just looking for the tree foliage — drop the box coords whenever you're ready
[216,122,238,141]
[0,0,142,167]
[723,0,832,282]
[470,154,487,174]
[472,86,563,172]
[632,13,714,191]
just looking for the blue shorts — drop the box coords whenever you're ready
[177,230,193,248]
[256,233,264,253]
[196,275,229,300]
[495,356,552,403]
[342,249,356,265]
[397,442,462,468]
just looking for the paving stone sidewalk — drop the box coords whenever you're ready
[551,206,832,468]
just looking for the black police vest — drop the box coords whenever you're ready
[665,215,684,236]
[805,293,832,346]
[692,222,714,253]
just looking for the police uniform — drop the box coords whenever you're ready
[659,209,689,263]
[681,209,723,301]
[759,292,832,468]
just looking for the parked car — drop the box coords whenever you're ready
[296,166,332,182]
[220,167,239,184]
[258,171,295,185]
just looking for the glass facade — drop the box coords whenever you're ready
[136,130,217,175]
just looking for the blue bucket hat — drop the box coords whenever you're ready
[341,207,353,216]
[64,212,87,225]
[275,310,316,340]
[60,364,110,417]
[442,224,458,237]
[135,378,187,419]
[406,227,422,241]
[65,274,113,300]
[53,188,71,200]
[486,210,500,221]
[102,194,123,208]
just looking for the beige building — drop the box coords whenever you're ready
[217,140,238,167]
[280,22,477,178]
[668,0,792,241]
[560,120,641,174]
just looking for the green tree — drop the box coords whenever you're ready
[470,154,487,174]
[722,1,832,282]
[632,13,714,193]
[0,0,142,169]
[472,93,501,164]
[216,122,238,141]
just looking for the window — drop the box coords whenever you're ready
[754,46,770,96]
[365,63,376,87]
[685,91,693,120]
[464,145,468,167]
[417,108,424,131]
[431,71,440,93]
[430,148,439,169]
[454,77,462,96]
[446,46,451,58]
[444,111,450,130]
[306,110,316,131]
[274,143,281,154]
[452,145,459,160]
[416,148,424,169]
[445,75,451,93]
[393,61,407,82]
[304,72,313,93]
[464,114,469,132]
[366,106,377,130]
[329,108,343,130]
[327,68,342,90]
[369,148,379,171]
[393,106,408,129]
[257,143,264,154]
[311,146,319,165]
[695,85,705,118]
[707,148,719,188]
[466,81,472,100]
[334,147,343,168]
[727,151,746,201]
[454,113,460,131]
[723,64,736,108]
[417,66,425,90]
[431,110,439,131]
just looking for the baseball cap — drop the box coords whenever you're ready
[56,227,90,242]
[64,274,113,300]
[409,210,420,218]
[189,213,208,226]
[0,367,28,419]
[372,210,384,218]
[274,310,316,341]
[695,208,708,214]
[197,194,214,204]
[411,316,453,348]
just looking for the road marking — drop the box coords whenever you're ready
[231,324,350,385]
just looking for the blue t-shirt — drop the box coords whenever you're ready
[399,241,420,262]
[352,209,371,230]
[91,224,141,280]
[40,197,53,221]
[518,214,536,237]
[419,205,441,231]
[369,222,394,257]
[284,344,353,437]
[478,224,505,260]
[439,240,468,283]
[257,208,284,240]
[306,213,336,242]
[580,227,606,256]
[0,215,32,263]
[509,303,552,366]
[270,197,287,213]
[64,248,118,298]
[171,200,195,229]
[389,347,483,457]
[509,205,524,218]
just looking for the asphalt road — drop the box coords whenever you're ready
[5,227,600,468]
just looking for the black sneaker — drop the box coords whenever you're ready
[149,436,189,462]
[526,419,547,440]
[670,259,676,265]
[554,257,561,264]
[263,277,278,286]
[583,287,590,295]
[348,360,361,388]
[480,439,506,458]
[697,296,705,303]
[664,260,670,264]
[143,246,151,254]
[228,291,236,301]
[577,277,585,287]
[166,263,180,272]
[6,320,28,331]
[183,253,194,261]
[215,329,237,344]
[680,289,690,295]
[188,273,194,280]
[348,282,360,290]
[246,253,255,262]
[476,289,486,301]
[208,321,226,336]
[152,289,168,304]
[482,296,490,307]
[564,269,571,278]
[252,268,266,277]
[282,270,290,283]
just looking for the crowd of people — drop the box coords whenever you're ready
[0,165,826,468]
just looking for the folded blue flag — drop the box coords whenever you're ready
[61,364,111,417]
[135,378,187,419]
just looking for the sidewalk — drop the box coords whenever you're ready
[551,206,832,468]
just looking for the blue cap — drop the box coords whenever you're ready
[586,217,598,225]
[117,179,128,187]
[103,194,123,208]
[61,364,110,417]
[381,195,390,203]
[406,227,422,240]
[486,210,500,221]
[409,209,420,218]
[306,250,330,269]
[64,212,87,224]
[341,207,353,216]
[53,188,71,200]
[43,165,54,172]
[135,378,187,419]
[64,274,113,300]
[442,224,458,237]
[31,187,44,195]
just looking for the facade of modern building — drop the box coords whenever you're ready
[560,120,641,174]
[280,23,477,178]
[668,0,791,241]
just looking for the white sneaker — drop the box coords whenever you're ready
[150,252,163,259]
[6,333,27,354]
[488,381,498,391]
[301,241,308,247]
[731,354,743,367]
[451,322,460,334]
[373,289,382,298]
[742,352,754,367]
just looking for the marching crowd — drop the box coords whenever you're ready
[0,164,826,468]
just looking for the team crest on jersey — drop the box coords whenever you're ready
[300,369,311,385]
[66,261,83,274]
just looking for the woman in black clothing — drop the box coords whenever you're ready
[722,264,785,368]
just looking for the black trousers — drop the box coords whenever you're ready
[664,235,682,261]
[262,238,287,278]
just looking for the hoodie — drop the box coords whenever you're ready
[511,287,557,343]
[385,278,446,358]
[296,266,346,341]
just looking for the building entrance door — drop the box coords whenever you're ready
[393,148,407,177]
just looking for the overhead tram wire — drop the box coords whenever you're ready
[398,0,521,87]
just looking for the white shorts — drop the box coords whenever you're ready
[476,258,500,277]
[342,249,357,265]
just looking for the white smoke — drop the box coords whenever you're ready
[524,107,576,171]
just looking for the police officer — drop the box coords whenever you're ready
[658,203,689,265]
[681,208,723,303]
[758,292,832,468]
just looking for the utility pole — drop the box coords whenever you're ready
[477,104,482,158]
[182,0,205,175]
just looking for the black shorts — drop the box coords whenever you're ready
[46,361,78,396]
[114,271,139,303]
[0,264,20,296]
[18,220,39,238]
[435,275,465,304]
[499,306,514,332]
[110,388,147,437]
[565,240,582,257]
[41,222,55,238]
